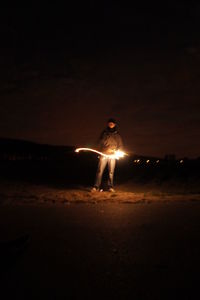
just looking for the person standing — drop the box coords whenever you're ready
[91,118,123,192]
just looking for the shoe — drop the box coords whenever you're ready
[108,187,115,192]
[91,187,99,192]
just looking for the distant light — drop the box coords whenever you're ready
[180,160,184,164]
[146,159,150,163]
[134,159,141,164]
[156,160,160,163]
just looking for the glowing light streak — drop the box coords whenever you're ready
[75,148,126,160]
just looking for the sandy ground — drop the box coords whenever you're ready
[0,181,200,299]
[0,180,200,206]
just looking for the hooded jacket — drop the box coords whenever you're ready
[98,126,123,154]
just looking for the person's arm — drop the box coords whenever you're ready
[98,131,114,154]
[96,130,105,151]
[117,134,123,150]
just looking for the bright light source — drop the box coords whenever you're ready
[113,150,126,159]
[146,159,150,163]
[134,159,140,163]
[75,148,127,160]
[180,160,184,164]
[156,160,160,163]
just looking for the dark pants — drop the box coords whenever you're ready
[94,156,116,189]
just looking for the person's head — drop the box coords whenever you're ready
[107,118,117,129]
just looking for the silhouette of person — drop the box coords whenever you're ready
[91,118,123,192]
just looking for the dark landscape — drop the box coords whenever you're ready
[1,3,200,300]
[0,138,200,299]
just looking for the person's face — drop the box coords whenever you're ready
[108,122,116,128]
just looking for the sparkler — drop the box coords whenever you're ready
[75,148,126,160]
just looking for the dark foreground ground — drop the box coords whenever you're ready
[0,200,199,300]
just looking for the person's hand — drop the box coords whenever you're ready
[105,148,115,155]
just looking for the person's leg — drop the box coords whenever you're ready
[107,158,116,188]
[94,156,108,189]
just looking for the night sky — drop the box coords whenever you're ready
[1,2,200,158]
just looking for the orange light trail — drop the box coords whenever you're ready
[75,148,126,160]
